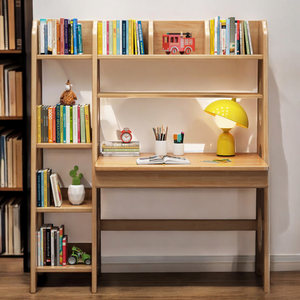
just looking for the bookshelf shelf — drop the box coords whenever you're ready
[0,50,22,54]
[0,187,23,192]
[98,92,263,99]
[36,143,92,149]
[36,199,92,213]
[0,117,23,120]
[37,54,92,60]
[36,265,92,273]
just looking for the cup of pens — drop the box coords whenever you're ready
[153,125,168,156]
[173,132,184,156]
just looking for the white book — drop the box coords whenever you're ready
[73,104,78,143]
[234,21,237,55]
[102,21,107,55]
[37,231,40,266]
[12,198,21,254]
[136,21,140,55]
[50,173,62,207]
[119,20,122,55]
[214,16,219,55]
[246,21,253,54]
[52,19,56,55]
[39,19,46,54]
[66,105,70,143]
[47,19,52,54]
[50,174,57,207]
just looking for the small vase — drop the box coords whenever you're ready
[68,184,85,205]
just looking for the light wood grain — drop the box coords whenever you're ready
[36,199,92,213]
[36,143,92,149]
[36,265,92,273]
[37,54,92,60]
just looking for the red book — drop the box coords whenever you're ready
[62,235,67,266]
[60,18,64,55]
[77,105,81,143]
[106,21,109,55]
[56,20,60,55]
[59,225,64,265]
[52,106,56,143]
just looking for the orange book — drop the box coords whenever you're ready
[8,0,15,49]
[15,71,23,117]
[56,20,60,55]
[8,70,16,116]
[48,106,53,143]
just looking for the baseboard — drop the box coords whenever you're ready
[101,255,300,273]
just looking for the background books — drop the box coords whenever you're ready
[36,103,91,144]
[97,20,144,55]
[101,141,140,156]
[38,18,83,55]
[210,17,253,55]
[0,128,22,188]
[0,0,22,50]
[0,196,22,254]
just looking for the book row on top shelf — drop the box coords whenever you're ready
[34,20,267,57]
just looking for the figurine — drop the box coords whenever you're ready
[60,79,77,105]
[68,246,91,265]
[162,32,195,55]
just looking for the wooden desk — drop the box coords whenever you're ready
[94,153,269,292]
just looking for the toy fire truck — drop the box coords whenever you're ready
[162,32,195,55]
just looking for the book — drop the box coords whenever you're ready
[7,0,15,49]
[102,20,106,55]
[62,235,67,266]
[102,152,139,157]
[59,224,64,266]
[51,226,59,266]
[246,21,253,54]
[80,105,85,143]
[52,19,57,55]
[244,21,250,54]
[4,64,19,116]
[8,69,16,116]
[102,141,139,148]
[70,106,73,143]
[128,19,132,55]
[47,19,52,54]
[52,106,56,142]
[116,20,120,55]
[0,16,4,50]
[106,20,109,55]
[113,20,116,55]
[56,104,60,143]
[15,71,23,116]
[56,19,60,54]
[37,170,41,207]
[7,198,15,253]
[12,198,22,254]
[15,0,22,50]
[1,129,14,187]
[137,21,144,54]
[78,23,83,55]
[210,19,214,55]
[44,24,48,54]
[48,106,53,143]
[225,18,230,55]
[97,21,102,55]
[136,155,191,165]
[50,173,62,207]
[133,19,137,55]
[73,18,78,55]
[229,17,235,55]
[66,105,70,143]
[37,231,40,266]
[43,169,47,207]
[125,20,129,54]
[64,19,68,54]
[60,18,64,55]
[60,103,63,142]
[109,21,113,55]
[220,20,226,55]
[73,104,77,143]
[77,105,80,142]
[122,20,126,54]
[214,16,220,55]
[3,0,8,50]
[135,20,140,55]
[84,104,91,143]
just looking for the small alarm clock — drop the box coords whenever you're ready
[120,127,132,143]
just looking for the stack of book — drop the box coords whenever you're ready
[101,141,140,157]
[36,104,91,144]
[0,197,22,255]
[38,18,83,55]
[97,20,145,55]
[36,169,62,208]
[36,224,67,266]
[0,62,23,117]
[210,17,253,55]
[0,129,22,188]
[0,0,22,50]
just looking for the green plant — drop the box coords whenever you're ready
[69,165,83,185]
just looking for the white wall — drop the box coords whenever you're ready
[34,0,300,269]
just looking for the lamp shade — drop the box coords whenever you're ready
[204,98,248,128]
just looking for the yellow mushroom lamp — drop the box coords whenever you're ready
[204,98,248,156]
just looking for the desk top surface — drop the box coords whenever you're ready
[95,153,268,172]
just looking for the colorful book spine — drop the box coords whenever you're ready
[240,20,244,55]
[128,19,132,55]
[109,21,113,55]
[133,20,137,55]
[70,106,73,143]
[44,24,48,54]
[225,19,230,55]
[210,19,214,55]
[63,105,67,143]
[56,20,60,55]
[113,20,117,55]
[137,21,144,55]
[45,106,48,142]
[60,104,64,142]
[236,20,240,55]
[40,170,44,207]
[60,18,64,55]
[78,23,83,54]
[40,226,43,265]
[62,235,67,266]
[122,20,126,54]
[59,225,64,266]
[70,20,74,54]
[37,171,41,207]
[43,169,47,207]
[246,21,253,54]
[37,105,41,143]
[47,169,51,207]
[37,231,41,266]
[52,19,56,55]
[244,21,250,54]
[52,106,56,143]
[214,16,220,55]
[73,18,78,55]
[39,19,46,54]
[48,106,53,143]
[126,20,129,54]
[77,105,81,142]
[106,21,109,55]
[68,22,71,54]
[73,104,77,143]
[66,105,70,143]
[102,21,106,55]
[98,22,103,55]
[220,20,226,55]
[80,105,86,143]
[116,20,120,55]
[56,104,60,143]
[135,20,140,55]
[64,19,69,54]
[85,104,91,143]
[229,17,235,55]
[47,19,52,54]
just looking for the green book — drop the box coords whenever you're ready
[60,104,64,143]
[70,106,73,143]
[80,105,86,143]
[244,21,250,55]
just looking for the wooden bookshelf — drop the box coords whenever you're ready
[31,19,269,294]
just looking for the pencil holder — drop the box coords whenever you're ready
[155,141,167,156]
[173,143,184,156]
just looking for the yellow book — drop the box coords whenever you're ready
[84,104,91,143]
[128,19,132,55]
[210,19,214,55]
[133,19,137,55]
[70,20,73,54]
[37,105,42,143]
[113,20,117,55]
[44,169,47,207]
[97,22,102,54]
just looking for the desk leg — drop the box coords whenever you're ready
[91,186,98,293]
[255,187,270,293]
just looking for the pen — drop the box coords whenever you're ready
[173,134,177,143]
[181,132,184,143]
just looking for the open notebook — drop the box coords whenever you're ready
[136,155,190,165]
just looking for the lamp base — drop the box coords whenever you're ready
[217,131,235,156]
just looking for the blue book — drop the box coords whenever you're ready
[63,105,66,143]
[44,24,48,54]
[40,170,44,207]
[73,18,78,55]
[78,23,83,54]
[37,171,41,207]
[126,20,129,54]
[122,20,126,54]
[137,21,144,55]
[116,20,120,55]
[56,104,60,143]
[226,19,230,55]
[64,19,69,54]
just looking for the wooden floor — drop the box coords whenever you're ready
[1,258,300,299]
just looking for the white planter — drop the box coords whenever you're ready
[68,184,85,205]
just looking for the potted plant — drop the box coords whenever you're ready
[68,165,85,205]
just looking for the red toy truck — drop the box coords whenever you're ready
[162,32,195,55]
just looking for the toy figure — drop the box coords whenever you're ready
[68,246,91,265]
[162,32,195,55]
[60,79,77,105]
